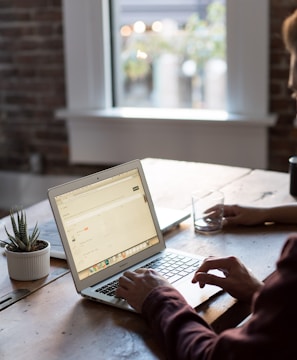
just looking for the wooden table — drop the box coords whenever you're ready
[1,158,296,359]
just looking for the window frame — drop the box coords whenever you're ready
[62,0,271,118]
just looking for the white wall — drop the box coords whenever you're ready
[58,109,274,169]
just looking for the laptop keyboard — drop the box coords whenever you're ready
[96,252,202,297]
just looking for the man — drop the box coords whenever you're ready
[116,10,297,359]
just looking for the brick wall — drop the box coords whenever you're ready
[0,0,296,175]
[0,0,105,175]
[269,0,297,171]
[0,0,65,173]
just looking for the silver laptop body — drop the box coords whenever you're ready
[48,159,220,311]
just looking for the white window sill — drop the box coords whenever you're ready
[56,107,276,127]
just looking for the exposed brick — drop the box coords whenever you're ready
[269,2,297,170]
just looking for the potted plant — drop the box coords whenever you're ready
[0,208,50,281]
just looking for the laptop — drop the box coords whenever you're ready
[47,159,221,311]
[37,207,190,260]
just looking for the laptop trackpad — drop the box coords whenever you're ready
[174,273,222,309]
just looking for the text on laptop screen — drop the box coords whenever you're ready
[54,169,159,280]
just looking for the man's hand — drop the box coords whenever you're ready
[116,268,172,312]
[222,205,267,226]
[192,256,264,303]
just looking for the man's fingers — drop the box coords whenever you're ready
[118,269,149,290]
[192,271,225,288]
[118,275,132,290]
[134,268,149,275]
[197,257,230,273]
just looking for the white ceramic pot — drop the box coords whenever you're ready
[5,240,50,281]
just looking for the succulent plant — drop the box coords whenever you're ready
[0,208,42,252]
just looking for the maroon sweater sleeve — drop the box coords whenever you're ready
[141,235,297,360]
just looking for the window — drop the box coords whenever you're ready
[62,0,270,117]
[112,0,226,110]
[60,0,275,169]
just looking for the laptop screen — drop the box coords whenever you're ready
[54,168,160,280]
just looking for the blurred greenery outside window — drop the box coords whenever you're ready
[113,0,226,110]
